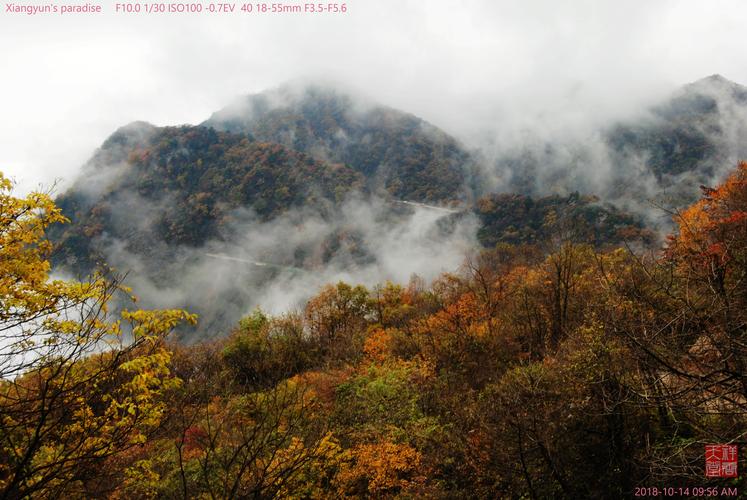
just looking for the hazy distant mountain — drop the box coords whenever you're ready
[606,74,747,201]
[51,88,487,335]
[52,124,364,275]
[502,74,747,210]
[204,84,476,203]
[51,77,744,336]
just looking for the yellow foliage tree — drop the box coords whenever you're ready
[0,174,196,498]
[335,441,425,497]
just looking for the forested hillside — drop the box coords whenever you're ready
[2,162,746,497]
[204,85,475,203]
[6,78,743,496]
[52,124,364,275]
[501,75,747,208]
[473,191,654,248]
[49,83,666,337]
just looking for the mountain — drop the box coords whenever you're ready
[52,78,741,337]
[204,84,476,203]
[51,88,487,336]
[606,74,747,200]
[53,123,364,275]
[474,192,653,248]
[501,74,747,209]
[53,84,491,275]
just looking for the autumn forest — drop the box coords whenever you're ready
[2,79,747,498]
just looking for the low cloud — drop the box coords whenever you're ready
[93,191,477,339]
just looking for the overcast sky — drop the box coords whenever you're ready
[1,0,747,194]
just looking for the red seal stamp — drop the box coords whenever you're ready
[705,444,738,478]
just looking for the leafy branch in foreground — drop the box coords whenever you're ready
[0,173,196,499]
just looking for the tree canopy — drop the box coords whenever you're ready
[2,162,747,497]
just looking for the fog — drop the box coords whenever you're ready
[3,0,747,194]
[4,0,747,336]
[93,190,477,338]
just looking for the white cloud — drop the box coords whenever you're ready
[1,0,747,193]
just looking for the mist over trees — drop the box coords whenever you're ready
[2,159,747,497]
[48,77,747,338]
[2,76,747,497]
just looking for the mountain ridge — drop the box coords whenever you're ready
[204,84,476,203]
[49,75,746,336]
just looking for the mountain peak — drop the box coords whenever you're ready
[203,83,472,203]
[650,74,747,120]
[683,73,747,97]
[701,73,730,84]
[101,121,157,148]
